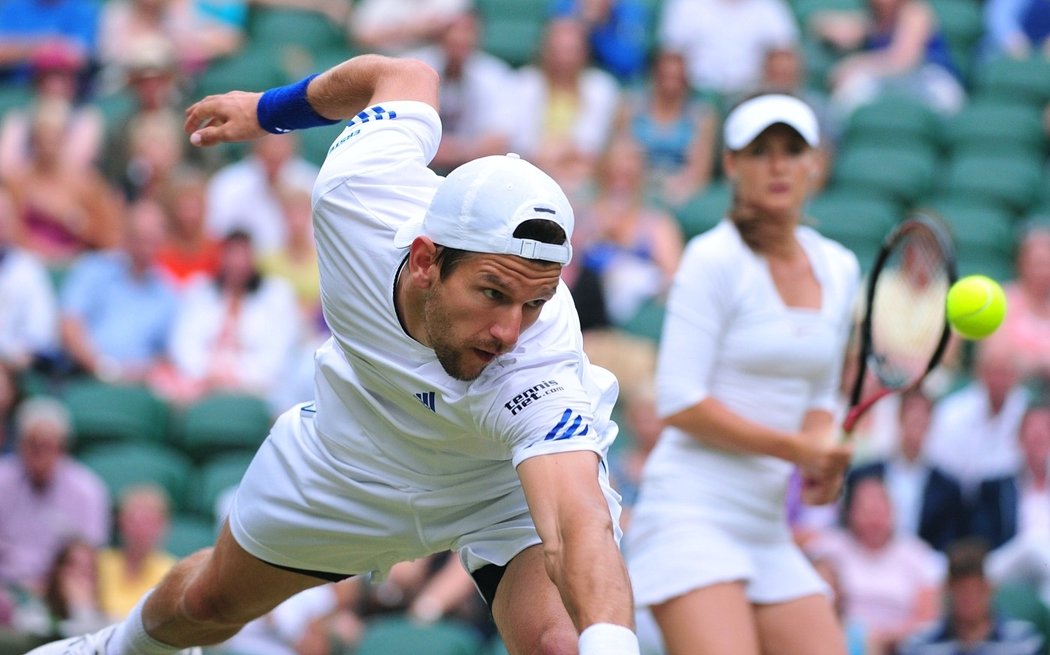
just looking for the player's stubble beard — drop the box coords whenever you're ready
[423,285,497,382]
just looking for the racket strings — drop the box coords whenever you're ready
[868,228,950,389]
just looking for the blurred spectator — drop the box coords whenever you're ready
[901,538,1044,655]
[615,49,718,207]
[986,404,1050,606]
[163,230,301,404]
[811,556,874,655]
[550,0,650,82]
[571,136,683,327]
[757,45,838,186]
[42,539,110,638]
[256,186,319,318]
[206,133,318,253]
[407,11,516,175]
[847,389,968,552]
[511,18,621,194]
[0,397,110,593]
[100,36,185,193]
[0,0,100,85]
[97,485,176,620]
[120,107,186,202]
[984,0,1050,58]
[658,0,799,98]
[3,98,122,267]
[925,340,1029,534]
[0,186,58,373]
[994,223,1050,379]
[350,0,469,53]
[808,476,944,655]
[58,199,178,384]
[811,0,965,116]
[97,0,245,77]
[155,166,220,289]
[0,367,16,454]
[0,42,102,174]
[217,582,361,655]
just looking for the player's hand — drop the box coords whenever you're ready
[795,437,852,482]
[801,470,845,506]
[184,91,267,147]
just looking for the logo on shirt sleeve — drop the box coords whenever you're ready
[543,408,590,441]
[503,380,564,416]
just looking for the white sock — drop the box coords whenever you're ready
[106,591,181,655]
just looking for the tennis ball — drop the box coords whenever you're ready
[945,275,1007,340]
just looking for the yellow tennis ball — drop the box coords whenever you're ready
[945,275,1007,340]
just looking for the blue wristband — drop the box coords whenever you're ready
[257,74,341,134]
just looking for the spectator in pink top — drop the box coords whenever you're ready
[994,223,1050,378]
[0,397,110,594]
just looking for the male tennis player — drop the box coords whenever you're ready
[30,54,638,655]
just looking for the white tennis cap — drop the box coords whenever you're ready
[723,94,820,150]
[394,153,574,265]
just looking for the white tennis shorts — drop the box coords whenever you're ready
[229,404,621,581]
[625,503,827,607]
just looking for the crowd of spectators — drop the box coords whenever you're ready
[0,0,1048,653]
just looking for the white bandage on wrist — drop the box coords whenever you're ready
[578,623,640,655]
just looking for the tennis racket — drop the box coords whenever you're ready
[842,213,957,436]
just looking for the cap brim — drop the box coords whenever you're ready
[393,215,425,248]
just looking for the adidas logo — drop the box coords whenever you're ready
[414,391,436,412]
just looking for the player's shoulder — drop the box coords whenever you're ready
[682,220,746,265]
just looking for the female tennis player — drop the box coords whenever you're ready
[622,93,860,655]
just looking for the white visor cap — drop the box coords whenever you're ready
[723,94,820,151]
[394,153,574,265]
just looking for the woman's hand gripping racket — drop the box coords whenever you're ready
[842,213,958,437]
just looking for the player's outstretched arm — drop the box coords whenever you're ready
[516,450,640,654]
[184,54,440,147]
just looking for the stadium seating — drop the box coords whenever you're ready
[185,451,256,519]
[919,196,1015,281]
[842,94,940,154]
[806,190,900,268]
[940,152,1044,216]
[832,144,939,206]
[972,56,1050,107]
[354,616,483,655]
[80,442,194,512]
[620,298,666,343]
[175,392,273,462]
[941,101,1047,159]
[165,513,218,558]
[61,379,172,450]
[248,7,348,52]
[672,181,731,240]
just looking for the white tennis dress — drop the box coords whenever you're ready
[624,219,859,605]
[229,101,622,580]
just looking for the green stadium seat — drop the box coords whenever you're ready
[843,94,940,152]
[296,121,345,166]
[929,0,983,66]
[249,8,347,51]
[941,101,1047,159]
[995,582,1050,649]
[833,145,939,205]
[355,616,483,655]
[475,0,549,21]
[486,637,510,655]
[185,451,256,519]
[482,18,545,67]
[806,191,901,268]
[940,152,1043,215]
[919,197,1015,281]
[790,0,863,27]
[0,85,32,120]
[192,46,287,99]
[62,380,171,449]
[619,299,666,343]
[672,181,731,240]
[80,442,194,512]
[973,56,1050,107]
[165,513,217,558]
[176,392,273,461]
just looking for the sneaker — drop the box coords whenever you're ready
[26,624,203,655]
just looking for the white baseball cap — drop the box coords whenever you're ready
[723,94,820,151]
[394,153,574,265]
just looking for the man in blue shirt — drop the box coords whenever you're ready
[0,0,100,83]
[59,199,178,384]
